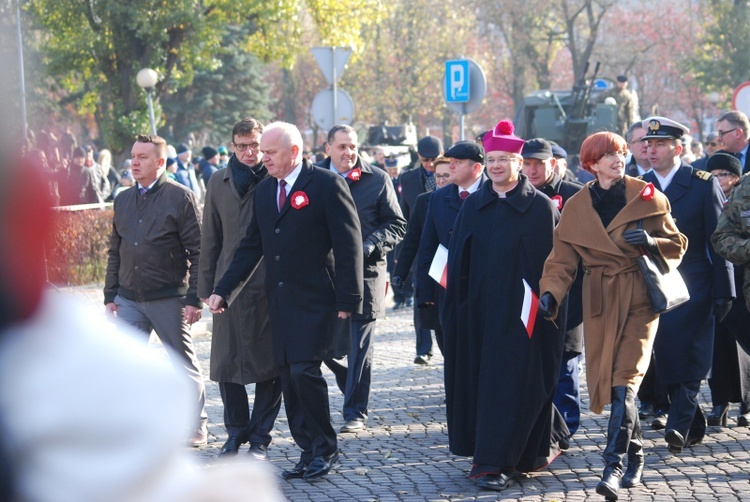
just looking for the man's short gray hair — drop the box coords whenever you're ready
[264,121,303,162]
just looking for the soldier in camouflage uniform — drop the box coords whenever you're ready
[713,174,750,312]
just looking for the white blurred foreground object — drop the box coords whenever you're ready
[0,291,283,502]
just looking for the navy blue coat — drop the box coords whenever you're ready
[393,192,430,279]
[642,162,735,384]
[415,175,488,306]
[214,160,364,365]
[399,165,430,223]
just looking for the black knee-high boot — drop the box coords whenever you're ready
[596,386,636,499]
[621,411,643,488]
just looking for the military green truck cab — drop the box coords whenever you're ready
[513,89,618,154]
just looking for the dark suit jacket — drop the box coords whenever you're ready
[399,165,429,222]
[642,162,735,383]
[214,159,364,365]
[316,157,406,319]
[416,175,488,305]
[393,192,430,280]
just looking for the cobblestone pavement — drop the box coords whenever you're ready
[61,285,750,501]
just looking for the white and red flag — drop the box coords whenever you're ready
[520,279,538,339]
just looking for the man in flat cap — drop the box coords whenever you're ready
[415,141,487,365]
[599,76,638,137]
[641,116,735,455]
[716,110,750,174]
[395,135,444,362]
[520,137,584,441]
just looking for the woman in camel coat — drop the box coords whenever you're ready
[538,132,687,500]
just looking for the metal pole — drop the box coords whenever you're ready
[459,103,465,141]
[16,2,27,137]
[332,47,338,129]
[146,89,156,135]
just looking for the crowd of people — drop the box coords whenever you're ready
[7,105,750,500]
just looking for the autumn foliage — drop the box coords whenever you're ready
[47,207,113,286]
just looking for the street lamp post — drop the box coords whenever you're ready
[136,68,158,135]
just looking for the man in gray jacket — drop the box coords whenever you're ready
[104,134,207,446]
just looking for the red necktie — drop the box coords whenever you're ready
[460,190,469,200]
[278,179,287,212]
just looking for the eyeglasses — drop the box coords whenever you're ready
[420,157,436,163]
[601,152,626,161]
[707,141,720,147]
[434,174,452,180]
[717,128,738,138]
[486,156,516,165]
[233,142,260,152]
[713,171,737,179]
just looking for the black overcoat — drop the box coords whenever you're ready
[316,158,406,319]
[214,160,364,365]
[441,175,566,473]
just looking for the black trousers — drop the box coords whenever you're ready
[637,352,669,410]
[666,379,706,443]
[324,319,376,422]
[709,300,750,408]
[219,378,282,446]
[280,360,337,461]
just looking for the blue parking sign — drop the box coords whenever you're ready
[445,60,470,103]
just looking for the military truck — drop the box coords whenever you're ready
[513,63,618,155]
[362,123,418,169]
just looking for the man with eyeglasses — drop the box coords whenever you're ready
[641,116,735,455]
[716,110,750,174]
[625,122,651,177]
[197,118,282,459]
[396,135,443,363]
[691,132,721,171]
[415,141,487,365]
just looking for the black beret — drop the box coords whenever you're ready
[522,138,553,160]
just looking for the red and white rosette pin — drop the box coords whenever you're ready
[347,168,361,182]
[290,191,309,210]
[551,194,563,211]
[640,182,655,201]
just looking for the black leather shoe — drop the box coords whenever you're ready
[247,442,268,461]
[595,466,622,499]
[281,460,309,479]
[665,429,685,454]
[303,451,340,480]
[218,436,246,456]
[707,404,729,426]
[651,409,668,430]
[738,412,750,427]
[476,472,512,491]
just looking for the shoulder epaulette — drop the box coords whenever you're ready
[694,170,712,181]
[636,175,644,180]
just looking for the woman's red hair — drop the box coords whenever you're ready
[579,132,627,174]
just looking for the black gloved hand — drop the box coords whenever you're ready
[391,275,404,288]
[538,292,557,319]
[713,297,733,323]
[363,241,377,258]
[623,229,658,253]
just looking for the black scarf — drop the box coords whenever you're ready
[229,155,266,198]
[589,177,626,228]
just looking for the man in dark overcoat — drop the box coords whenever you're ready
[319,125,406,433]
[207,122,363,480]
[521,137,584,441]
[641,116,735,453]
[197,118,281,459]
[397,135,443,361]
[441,122,567,491]
[415,141,487,363]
